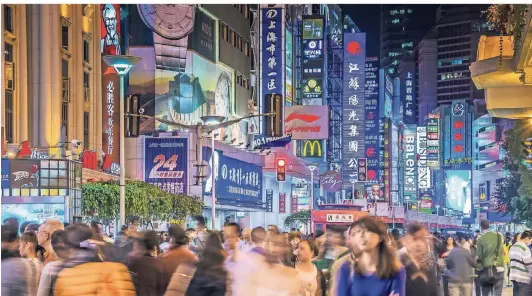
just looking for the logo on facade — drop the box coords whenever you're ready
[302,140,322,157]
[452,102,465,116]
[347,41,362,55]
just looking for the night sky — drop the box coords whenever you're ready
[339,4,439,57]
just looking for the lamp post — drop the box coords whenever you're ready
[201,116,227,230]
[102,55,141,235]
[308,164,317,233]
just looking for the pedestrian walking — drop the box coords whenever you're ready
[2,224,37,296]
[445,233,476,296]
[127,231,165,296]
[476,220,505,296]
[335,217,406,296]
[295,240,324,296]
[189,216,208,257]
[509,230,532,296]
[36,230,69,296]
[19,231,44,289]
[37,219,65,266]
[160,224,198,291]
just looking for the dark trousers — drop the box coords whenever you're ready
[480,271,504,296]
[513,281,532,296]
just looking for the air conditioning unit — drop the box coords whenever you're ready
[62,77,71,103]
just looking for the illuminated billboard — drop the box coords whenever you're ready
[427,113,441,168]
[403,125,417,201]
[284,106,329,140]
[302,17,324,40]
[365,57,379,186]
[343,33,366,189]
[301,16,324,105]
[101,4,122,175]
[285,29,293,106]
[301,140,323,158]
[451,100,467,159]
[417,126,431,189]
[445,170,472,217]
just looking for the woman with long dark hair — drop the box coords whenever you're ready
[441,236,457,258]
[335,217,406,296]
[165,232,229,296]
[295,240,324,296]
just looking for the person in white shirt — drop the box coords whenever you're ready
[509,231,532,296]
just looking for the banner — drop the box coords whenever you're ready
[291,194,298,213]
[144,138,188,194]
[266,190,273,212]
[284,105,329,139]
[400,62,416,124]
[261,7,283,132]
[285,29,293,106]
[10,159,40,188]
[445,170,472,217]
[451,100,467,160]
[343,33,366,188]
[188,8,215,62]
[279,193,286,213]
[365,57,379,185]
[417,127,430,189]
[427,113,441,168]
[403,125,417,201]
[2,159,10,188]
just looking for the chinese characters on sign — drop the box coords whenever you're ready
[301,16,324,105]
[343,33,366,190]
[365,57,380,186]
[144,138,188,195]
[279,193,286,213]
[402,65,416,124]
[285,30,293,106]
[266,190,273,212]
[427,113,441,168]
[451,100,467,161]
[261,8,283,113]
[291,194,298,213]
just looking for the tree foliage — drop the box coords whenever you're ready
[486,5,529,51]
[495,119,532,226]
[82,180,203,225]
[284,210,311,228]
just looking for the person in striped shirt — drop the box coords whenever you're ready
[509,230,532,296]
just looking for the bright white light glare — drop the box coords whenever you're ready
[113,64,133,75]
[277,159,285,167]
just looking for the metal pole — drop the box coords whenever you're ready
[310,170,314,211]
[119,75,126,233]
[211,134,216,230]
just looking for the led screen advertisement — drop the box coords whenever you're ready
[427,113,441,168]
[365,57,379,186]
[261,7,284,121]
[284,106,329,140]
[301,16,324,105]
[445,170,472,217]
[302,16,324,40]
[101,4,122,175]
[342,33,366,189]
[144,138,188,194]
[403,125,417,202]
[473,114,500,169]
[320,4,343,46]
[285,29,293,106]
[451,100,467,159]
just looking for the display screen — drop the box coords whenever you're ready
[2,203,65,224]
[445,170,472,217]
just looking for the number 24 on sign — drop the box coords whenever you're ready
[149,154,183,179]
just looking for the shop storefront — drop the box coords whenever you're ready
[312,208,368,232]
[1,158,82,224]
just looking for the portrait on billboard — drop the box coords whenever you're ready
[101,4,120,55]
[445,170,472,217]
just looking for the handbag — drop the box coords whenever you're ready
[479,232,501,286]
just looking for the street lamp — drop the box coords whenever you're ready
[201,115,227,230]
[102,55,141,235]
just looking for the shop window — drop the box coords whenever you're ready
[61,25,69,51]
[84,112,89,149]
[83,72,90,102]
[5,90,13,143]
[4,5,13,33]
[4,42,13,62]
[83,39,90,62]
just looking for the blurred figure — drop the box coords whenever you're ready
[114,224,135,265]
[445,231,476,296]
[37,219,65,266]
[189,216,208,256]
[295,240,323,296]
[509,230,532,296]
[476,220,505,296]
[456,232,470,251]
[441,236,457,258]
[329,225,360,296]
[2,223,37,295]
[391,229,402,249]
[225,222,254,295]
[160,224,198,291]
[241,228,252,252]
[268,225,280,236]
[90,220,114,244]
[20,221,33,235]
[52,223,135,296]
[25,223,40,234]
[503,235,512,287]
[282,231,290,244]
[289,231,302,266]
[89,220,116,261]
[335,217,405,296]
[158,231,170,255]
[37,230,69,296]
[127,231,165,296]
[19,231,44,288]
[399,223,438,296]
[165,232,229,296]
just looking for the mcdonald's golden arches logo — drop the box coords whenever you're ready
[302,140,322,157]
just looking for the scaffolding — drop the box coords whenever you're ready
[326,35,343,172]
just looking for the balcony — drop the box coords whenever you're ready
[470,5,532,119]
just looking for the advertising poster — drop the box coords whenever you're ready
[451,100,467,160]
[266,190,273,212]
[187,9,215,62]
[417,127,431,189]
[321,171,343,193]
[285,29,293,106]
[10,159,40,188]
[427,113,441,168]
[284,106,329,140]
[203,147,263,208]
[101,4,121,174]
[2,159,10,188]
[365,57,379,185]
[279,193,286,213]
[342,33,366,189]
[301,16,324,105]
[144,138,188,194]
[291,195,298,213]
[382,119,391,201]
[261,7,283,131]
[403,125,417,201]
[445,170,472,217]
[320,4,343,46]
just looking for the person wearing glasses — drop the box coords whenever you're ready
[36,219,64,266]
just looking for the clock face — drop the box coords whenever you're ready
[138,4,195,40]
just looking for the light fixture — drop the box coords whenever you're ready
[102,55,141,76]
[200,115,226,126]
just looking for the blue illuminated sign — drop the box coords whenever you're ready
[144,138,188,194]
[261,8,283,100]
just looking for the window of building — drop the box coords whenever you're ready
[244,40,249,56]
[5,90,13,143]
[83,112,89,149]
[4,5,13,33]
[61,102,68,137]
[61,25,69,50]
[83,39,90,63]
[235,34,241,50]
[392,18,400,24]
[220,23,228,42]
[4,42,13,62]
[243,5,249,18]
[236,74,242,86]
[83,72,90,102]
[230,30,235,46]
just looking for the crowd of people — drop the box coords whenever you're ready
[1,215,531,296]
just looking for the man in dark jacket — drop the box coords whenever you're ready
[127,231,165,296]
[399,223,438,296]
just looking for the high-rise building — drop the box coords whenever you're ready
[380,5,434,77]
